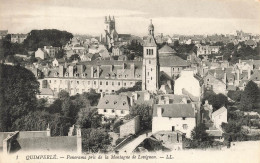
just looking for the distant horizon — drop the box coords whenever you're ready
[1,0,260,36]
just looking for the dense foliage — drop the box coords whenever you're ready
[82,128,112,153]
[0,64,39,131]
[116,81,142,94]
[239,81,260,111]
[130,104,153,131]
[1,29,73,58]
[24,29,73,51]
[202,90,229,111]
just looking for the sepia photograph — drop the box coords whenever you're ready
[0,0,260,162]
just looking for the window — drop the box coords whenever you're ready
[49,80,51,83]
[146,49,149,55]
[207,79,210,82]
[77,81,79,84]
[94,81,96,85]
[106,81,108,85]
[147,80,149,83]
[112,90,114,92]
[100,81,102,85]
[121,110,124,114]
[60,80,62,84]
[104,109,107,112]
[151,49,153,55]
[88,81,90,85]
[123,101,126,105]
[151,68,153,71]
[124,83,126,86]
[151,77,152,80]
[130,82,132,85]
[148,72,149,76]
[183,124,188,130]
[100,89,102,92]
[112,82,114,86]
[112,109,115,113]
[118,82,120,86]
[54,80,56,84]
[149,60,151,64]
[182,117,186,120]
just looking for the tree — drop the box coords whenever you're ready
[130,104,153,130]
[0,64,39,131]
[239,81,259,111]
[191,123,211,142]
[116,81,142,94]
[82,128,111,153]
[77,105,102,129]
[203,90,228,111]
[227,90,242,102]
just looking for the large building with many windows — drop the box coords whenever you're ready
[36,20,190,96]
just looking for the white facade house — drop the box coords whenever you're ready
[174,70,201,97]
[97,94,131,118]
[152,104,196,138]
[212,106,227,130]
[35,48,47,60]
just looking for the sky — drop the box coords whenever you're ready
[0,0,260,36]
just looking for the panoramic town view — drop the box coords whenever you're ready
[0,0,260,162]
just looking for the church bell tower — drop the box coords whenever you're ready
[142,20,159,93]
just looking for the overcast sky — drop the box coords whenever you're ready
[1,0,260,36]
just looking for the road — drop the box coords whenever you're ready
[118,131,152,154]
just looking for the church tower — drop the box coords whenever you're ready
[142,20,159,92]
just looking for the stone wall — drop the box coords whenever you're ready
[119,116,140,138]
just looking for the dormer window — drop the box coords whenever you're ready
[65,72,69,77]
[105,100,109,104]
[75,73,79,77]
[114,101,117,105]
[82,73,87,77]
[123,101,126,105]
[54,72,59,77]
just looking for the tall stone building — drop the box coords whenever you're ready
[103,15,118,50]
[142,20,159,93]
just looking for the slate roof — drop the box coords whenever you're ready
[158,45,177,57]
[16,136,77,152]
[153,104,195,118]
[97,94,130,110]
[212,106,226,118]
[144,35,157,47]
[39,88,54,95]
[159,55,189,67]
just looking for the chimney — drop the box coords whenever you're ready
[133,92,138,100]
[46,123,51,137]
[144,92,150,101]
[223,72,227,84]
[69,66,74,77]
[90,66,94,78]
[76,127,82,154]
[59,65,64,77]
[248,69,251,79]
[129,96,133,106]
[157,107,162,117]
[165,96,169,104]
[182,98,187,104]
[97,66,100,77]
